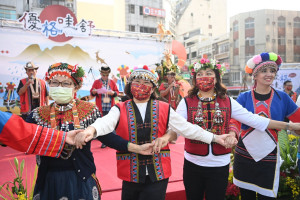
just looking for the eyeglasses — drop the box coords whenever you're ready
[50,80,74,87]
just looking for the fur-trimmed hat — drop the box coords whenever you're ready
[24,62,39,70]
[129,65,159,87]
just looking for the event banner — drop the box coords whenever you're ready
[0,26,165,114]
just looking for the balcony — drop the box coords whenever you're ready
[214,52,229,60]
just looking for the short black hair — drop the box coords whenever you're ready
[283,80,292,86]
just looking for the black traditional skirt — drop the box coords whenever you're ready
[233,140,280,198]
[33,170,101,200]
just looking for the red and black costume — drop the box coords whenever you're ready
[115,99,171,183]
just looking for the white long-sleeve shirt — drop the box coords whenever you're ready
[91,101,214,144]
[176,97,270,167]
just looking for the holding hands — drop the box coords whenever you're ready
[212,134,237,149]
[66,127,154,155]
[288,122,300,135]
[66,128,238,155]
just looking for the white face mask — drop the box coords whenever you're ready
[49,87,73,104]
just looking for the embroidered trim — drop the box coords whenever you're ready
[151,100,165,180]
[126,101,139,182]
[33,100,100,130]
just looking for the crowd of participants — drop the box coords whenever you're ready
[1,52,300,200]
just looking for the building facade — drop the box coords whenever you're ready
[175,0,227,66]
[125,0,175,34]
[0,0,76,19]
[229,9,300,86]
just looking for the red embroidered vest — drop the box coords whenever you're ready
[115,100,171,183]
[185,95,232,156]
[20,78,46,114]
[240,90,278,142]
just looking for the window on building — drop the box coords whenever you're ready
[129,25,135,32]
[209,33,212,36]
[233,22,238,32]
[187,42,195,46]
[218,43,229,53]
[294,36,300,45]
[245,37,255,46]
[295,54,300,62]
[232,72,240,83]
[0,9,17,20]
[187,54,190,59]
[278,16,285,28]
[191,51,197,58]
[150,28,157,33]
[245,18,254,29]
[140,26,147,33]
[208,24,212,29]
[266,18,270,25]
[278,36,285,45]
[139,6,143,15]
[294,17,300,28]
[140,26,156,33]
[233,55,239,65]
[233,39,239,48]
[129,4,135,14]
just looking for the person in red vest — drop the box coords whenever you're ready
[90,66,119,148]
[75,65,233,200]
[283,80,298,102]
[25,63,153,200]
[17,62,48,120]
[159,71,181,110]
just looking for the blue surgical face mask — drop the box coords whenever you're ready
[49,87,73,104]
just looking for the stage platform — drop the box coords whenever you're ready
[0,137,186,200]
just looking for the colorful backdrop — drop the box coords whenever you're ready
[0,26,165,114]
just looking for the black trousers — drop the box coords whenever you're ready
[121,176,168,200]
[240,188,276,200]
[183,159,229,200]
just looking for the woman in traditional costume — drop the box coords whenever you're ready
[26,63,153,200]
[162,58,300,200]
[232,53,300,199]
[76,65,231,200]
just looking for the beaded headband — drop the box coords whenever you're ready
[45,63,85,86]
[245,52,282,76]
[129,65,159,87]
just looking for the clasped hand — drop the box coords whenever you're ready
[66,130,238,154]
